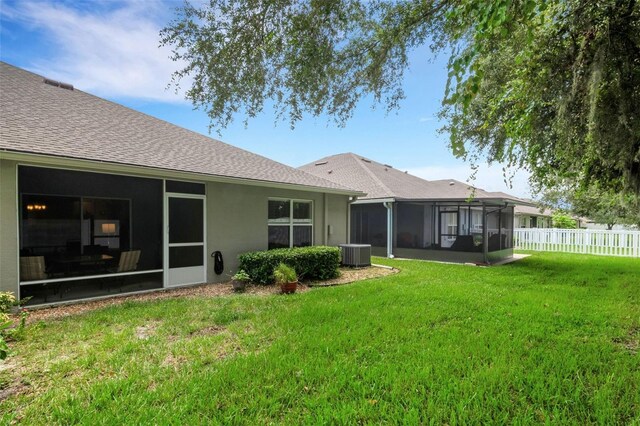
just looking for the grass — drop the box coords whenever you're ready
[1,252,639,424]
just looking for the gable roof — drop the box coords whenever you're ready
[0,62,358,195]
[299,152,525,203]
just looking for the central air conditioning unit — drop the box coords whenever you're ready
[338,244,372,267]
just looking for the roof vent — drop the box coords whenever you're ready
[383,164,392,168]
[43,78,74,91]
[449,181,455,186]
[328,170,333,174]
[315,161,328,166]
[361,158,371,163]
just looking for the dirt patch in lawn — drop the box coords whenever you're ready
[0,359,29,402]
[19,265,397,322]
[135,320,161,340]
[0,380,28,402]
[613,326,640,354]
[189,325,226,337]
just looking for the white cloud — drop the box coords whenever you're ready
[405,163,534,199]
[2,0,188,102]
[418,116,434,122]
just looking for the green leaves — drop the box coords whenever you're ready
[238,246,341,284]
[162,0,640,196]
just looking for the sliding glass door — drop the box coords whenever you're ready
[439,210,458,248]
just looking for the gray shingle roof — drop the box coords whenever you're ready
[514,205,554,217]
[0,62,358,194]
[299,152,524,203]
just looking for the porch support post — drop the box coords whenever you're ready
[384,201,394,258]
[482,203,489,264]
[323,193,328,245]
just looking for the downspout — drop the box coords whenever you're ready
[347,196,356,244]
[384,201,394,258]
[323,193,328,245]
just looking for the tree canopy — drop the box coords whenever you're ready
[161,0,640,196]
[543,181,640,228]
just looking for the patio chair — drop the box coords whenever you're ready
[117,250,141,273]
[20,256,60,302]
[19,256,48,281]
[106,250,141,293]
[450,235,476,252]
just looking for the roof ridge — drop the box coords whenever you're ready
[348,153,395,198]
[0,61,232,148]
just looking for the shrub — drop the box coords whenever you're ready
[552,211,578,229]
[238,246,340,284]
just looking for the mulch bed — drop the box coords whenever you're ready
[18,265,398,322]
[307,264,397,287]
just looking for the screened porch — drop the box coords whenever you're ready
[350,201,514,264]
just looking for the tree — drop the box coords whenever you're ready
[543,181,640,229]
[551,211,577,229]
[161,0,640,196]
[571,187,636,229]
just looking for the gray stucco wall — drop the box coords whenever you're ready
[326,193,349,247]
[0,160,19,295]
[205,181,350,282]
[0,158,351,298]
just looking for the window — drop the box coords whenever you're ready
[268,199,313,249]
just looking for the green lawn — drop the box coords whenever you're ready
[2,253,639,424]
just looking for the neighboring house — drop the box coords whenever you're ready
[300,153,527,264]
[514,205,554,228]
[513,204,585,229]
[0,62,361,305]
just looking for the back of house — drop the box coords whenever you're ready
[0,62,361,305]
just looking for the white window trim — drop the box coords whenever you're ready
[268,198,313,248]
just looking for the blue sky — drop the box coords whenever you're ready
[0,0,533,197]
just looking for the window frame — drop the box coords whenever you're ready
[268,198,314,248]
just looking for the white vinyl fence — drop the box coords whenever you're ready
[514,228,640,257]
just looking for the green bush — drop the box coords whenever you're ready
[552,211,578,229]
[238,246,340,284]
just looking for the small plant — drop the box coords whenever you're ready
[0,314,11,360]
[231,269,251,293]
[0,292,31,359]
[231,270,251,282]
[273,263,298,294]
[273,263,297,284]
[0,292,17,314]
